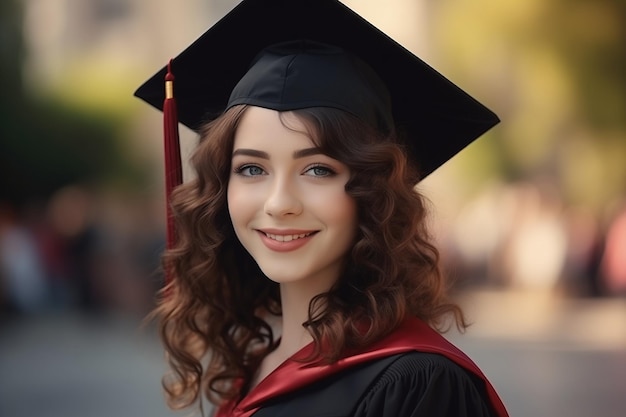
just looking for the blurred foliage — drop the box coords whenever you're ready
[434,0,626,214]
[549,0,626,130]
[0,96,145,204]
[0,0,147,206]
[0,0,24,101]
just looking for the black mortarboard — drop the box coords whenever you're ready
[135,0,499,177]
[133,0,499,264]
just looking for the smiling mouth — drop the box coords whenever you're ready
[262,231,316,242]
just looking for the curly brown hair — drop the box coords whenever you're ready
[151,104,467,410]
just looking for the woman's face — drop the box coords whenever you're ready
[227,106,357,291]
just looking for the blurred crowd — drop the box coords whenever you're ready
[0,185,165,318]
[1,179,624,319]
[439,180,626,297]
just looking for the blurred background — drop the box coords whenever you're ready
[0,0,624,416]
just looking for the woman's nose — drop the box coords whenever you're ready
[263,178,303,217]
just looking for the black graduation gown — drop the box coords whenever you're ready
[253,352,496,417]
[216,317,509,417]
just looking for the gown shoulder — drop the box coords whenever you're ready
[353,352,495,417]
[252,351,495,417]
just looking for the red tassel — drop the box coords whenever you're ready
[163,59,183,284]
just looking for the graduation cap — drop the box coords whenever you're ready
[134,0,499,263]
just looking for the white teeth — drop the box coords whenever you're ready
[265,232,312,242]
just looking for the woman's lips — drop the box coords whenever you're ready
[256,229,318,252]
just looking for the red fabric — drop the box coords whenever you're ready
[215,316,509,417]
[163,59,183,284]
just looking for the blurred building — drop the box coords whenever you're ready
[23,0,212,86]
[21,0,432,87]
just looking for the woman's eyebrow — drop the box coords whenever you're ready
[232,149,270,159]
[293,147,323,159]
[232,147,323,159]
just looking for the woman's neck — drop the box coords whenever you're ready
[274,282,317,356]
[249,284,315,389]
[250,280,333,390]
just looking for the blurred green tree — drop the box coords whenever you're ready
[0,0,141,206]
[433,0,626,212]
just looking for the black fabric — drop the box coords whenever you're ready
[251,353,401,417]
[251,352,494,417]
[227,40,394,136]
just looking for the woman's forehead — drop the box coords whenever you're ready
[233,107,317,151]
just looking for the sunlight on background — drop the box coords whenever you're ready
[1,1,625,417]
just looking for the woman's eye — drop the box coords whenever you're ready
[235,165,265,176]
[304,165,336,177]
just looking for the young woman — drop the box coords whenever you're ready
[135,1,508,416]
